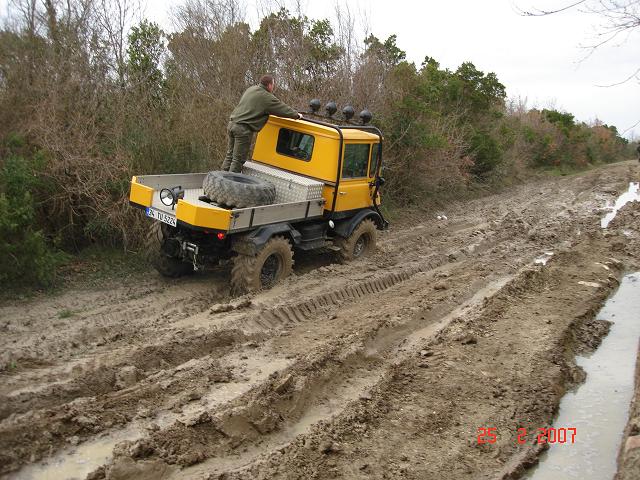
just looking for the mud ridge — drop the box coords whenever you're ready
[0,328,248,474]
[100,342,387,477]
[237,257,448,333]
[2,286,226,375]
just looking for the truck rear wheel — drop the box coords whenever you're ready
[230,236,294,295]
[145,222,193,278]
[336,218,377,262]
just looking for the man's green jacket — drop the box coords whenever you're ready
[230,84,299,132]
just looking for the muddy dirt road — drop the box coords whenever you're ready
[1,161,639,480]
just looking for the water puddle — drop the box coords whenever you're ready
[12,423,147,480]
[600,182,639,228]
[534,252,554,266]
[525,272,640,480]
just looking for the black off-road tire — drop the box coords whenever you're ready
[203,171,276,208]
[145,222,193,278]
[230,236,294,295]
[335,218,377,262]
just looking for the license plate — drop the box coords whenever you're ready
[146,207,177,227]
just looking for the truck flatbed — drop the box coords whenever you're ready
[129,165,325,234]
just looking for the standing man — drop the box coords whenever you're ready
[221,75,302,173]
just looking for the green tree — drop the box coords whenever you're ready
[363,34,406,67]
[127,20,166,104]
[305,19,343,81]
[543,109,576,135]
[450,62,506,119]
[251,8,343,92]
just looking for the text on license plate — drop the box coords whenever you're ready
[146,207,177,227]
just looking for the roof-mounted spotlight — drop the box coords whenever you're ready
[325,101,337,117]
[359,109,372,125]
[342,105,355,121]
[309,98,321,113]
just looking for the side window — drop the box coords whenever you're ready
[342,144,370,179]
[369,143,380,177]
[276,128,314,161]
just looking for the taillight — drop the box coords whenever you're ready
[217,232,226,240]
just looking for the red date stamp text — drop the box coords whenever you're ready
[477,427,577,445]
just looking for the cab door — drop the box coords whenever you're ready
[334,143,375,212]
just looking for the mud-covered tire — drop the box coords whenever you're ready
[203,171,276,208]
[145,222,193,278]
[230,236,294,295]
[335,218,377,262]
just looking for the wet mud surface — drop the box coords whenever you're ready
[1,161,640,479]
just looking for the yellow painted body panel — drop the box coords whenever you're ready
[333,179,375,211]
[262,116,380,141]
[334,140,378,212]
[256,117,382,213]
[253,118,340,183]
[322,181,378,211]
[130,176,231,231]
[129,177,154,207]
[176,200,232,231]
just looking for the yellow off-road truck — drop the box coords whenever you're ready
[129,103,387,294]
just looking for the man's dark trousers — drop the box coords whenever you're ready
[221,121,253,173]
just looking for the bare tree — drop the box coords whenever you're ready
[519,1,639,133]
[519,1,640,70]
[96,0,141,84]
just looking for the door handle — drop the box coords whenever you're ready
[338,191,347,195]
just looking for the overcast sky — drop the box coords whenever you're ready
[155,0,640,139]
[1,0,638,139]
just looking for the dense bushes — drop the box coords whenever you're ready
[0,140,66,287]
[0,0,630,287]
[507,109,628,170]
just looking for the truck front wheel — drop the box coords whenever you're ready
[230,236,294,295]
[335,218,377,262]
[145,222,193,278]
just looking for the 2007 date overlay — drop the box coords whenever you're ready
[477,427,577,445]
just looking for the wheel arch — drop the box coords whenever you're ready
[333,209,383,239]
[231,222,301,256]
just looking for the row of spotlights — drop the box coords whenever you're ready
[308,99,372,125]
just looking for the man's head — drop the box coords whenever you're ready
[260,74,275,93]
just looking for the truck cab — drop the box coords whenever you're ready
[253,116,382,215]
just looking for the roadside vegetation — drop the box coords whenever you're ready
[0,0,630,289]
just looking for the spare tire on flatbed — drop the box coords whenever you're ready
[203,171,276,208]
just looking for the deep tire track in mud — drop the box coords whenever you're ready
[1,161,639,480]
